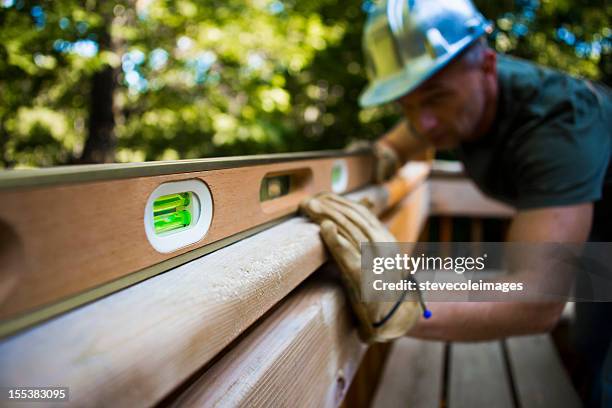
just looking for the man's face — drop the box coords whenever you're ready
[396,55,495,149]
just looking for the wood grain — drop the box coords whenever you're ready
[340,342,392,408]
[0,156,372,321]
[506,335,581,408]
[171,277,366,408]
[386,182,429,242]
[449,341,514,408]
[371,338,445,408]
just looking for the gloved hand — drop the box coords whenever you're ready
[346,141,401,184]
[300,192,421,343]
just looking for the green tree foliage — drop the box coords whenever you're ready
[0,0,609,168]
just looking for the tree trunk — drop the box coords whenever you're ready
[80,66,117,163]
[80,9,117,164]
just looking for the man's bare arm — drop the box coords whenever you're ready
[407,203,593,342]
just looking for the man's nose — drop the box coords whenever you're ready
[416,109,439,134]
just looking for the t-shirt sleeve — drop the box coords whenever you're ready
[512,118,610,210]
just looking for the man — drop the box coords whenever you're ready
[300,0,611,406]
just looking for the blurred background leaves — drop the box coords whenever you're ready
[0,0,609,168]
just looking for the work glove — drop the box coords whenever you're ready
[346,141,400,184]
[300,192,421,343]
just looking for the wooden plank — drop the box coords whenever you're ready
[0,167,428,407]
[440,217,453,242]
[341,342,392,408]
[386,182,429,242]
[430,160,465,177]
[419,219,430,242]
[429,178,515,218]
[171,277,366,408]
[506,335,581,408]
[0,217,329,408]
[385,162,430,209]
[470,219,483,242]
[345,161,430,217]
[0,156,373,323]
[371,338,445,408]
[449,342,514,408]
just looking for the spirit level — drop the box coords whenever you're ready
[0,150,373,337]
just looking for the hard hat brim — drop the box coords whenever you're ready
[358,35,483,108]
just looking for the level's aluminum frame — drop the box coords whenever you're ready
[0,149,369,190]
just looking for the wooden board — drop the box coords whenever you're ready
[342,161,430,218]
[429,178,515,218]
[506,335,582,408]
[0,217,329,407]
[0,155,372,324]
[371,338,445,408]
[448,341,514,408]
[340,342,392,408]
[386,182,429,242]
[430,160,465,178]
[385,162,431,209]
[0,167,429,407]
[170,276,366,408]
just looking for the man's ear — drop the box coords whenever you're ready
[482,48,497,75]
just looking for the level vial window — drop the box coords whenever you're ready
[153,192,193,234]
[331,160,348,193]
[260,175,291,201]
[145,179,212,253]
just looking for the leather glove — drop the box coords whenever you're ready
[346,141,401,184]
[300,192,421,343]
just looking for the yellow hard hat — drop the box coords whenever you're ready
[359,0,492,107]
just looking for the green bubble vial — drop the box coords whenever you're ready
[332,166,342,184]
[153,192,192,234]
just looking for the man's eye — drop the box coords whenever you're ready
[423,93,444,105]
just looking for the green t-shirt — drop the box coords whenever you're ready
[458,54,611,210]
